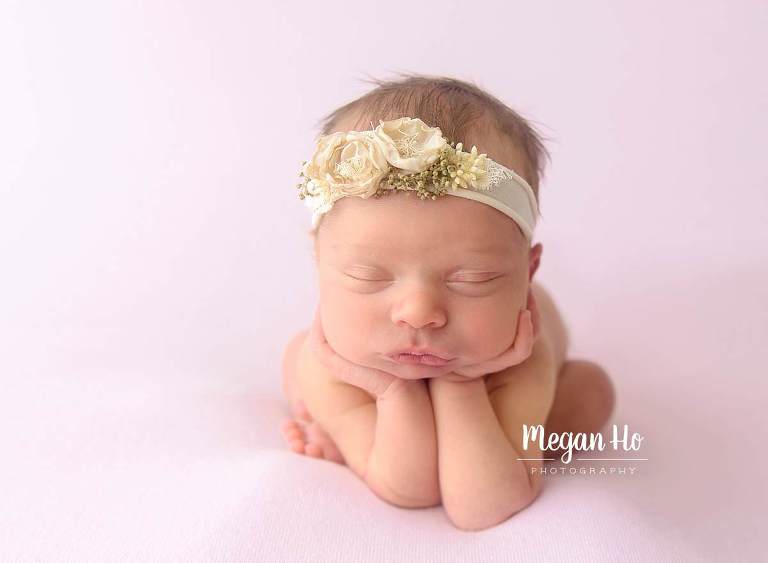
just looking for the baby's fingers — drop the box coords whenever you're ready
[513,309,535,360]
[305,306,394,397]
[481,308,533,371]
[498,308,534,366]
[309,319,354,377]
[307,306,337,368]
[307,306,327,351]
[527,289,542,341]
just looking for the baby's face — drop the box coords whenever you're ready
[314,190,540,380]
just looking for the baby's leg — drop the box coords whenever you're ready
[531,283,615,447]
[531,281,568,371]
[281,329,309,415]
[280,329,345,464]
[545,360,615,438]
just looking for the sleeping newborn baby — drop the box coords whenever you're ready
[281,76,615,531]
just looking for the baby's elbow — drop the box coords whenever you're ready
[362,454,441,508]
[446,487,538,532]
[364,466,441,509]
[369,478,441,508]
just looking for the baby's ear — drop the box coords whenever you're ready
[528,242,543,282]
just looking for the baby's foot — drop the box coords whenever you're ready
[281,401,345,464]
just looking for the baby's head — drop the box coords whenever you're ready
[301,74,550,380]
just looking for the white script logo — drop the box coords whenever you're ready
[522,424,644,464]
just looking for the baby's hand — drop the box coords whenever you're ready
[451,290,541,379]
[307,305,403,400]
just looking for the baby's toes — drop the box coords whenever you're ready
[281,419,307,454]
[289,439,306,454]
[295,400,313,422]
[281,419,302,439]
[304,443,324,458]
[305,422,345,465]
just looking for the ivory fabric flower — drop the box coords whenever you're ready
[373,117,447,172]
[447,142,492,190]
[301,131,390,199]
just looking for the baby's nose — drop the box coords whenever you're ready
[390,290,447,329]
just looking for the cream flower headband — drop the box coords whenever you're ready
[296,117,540,242]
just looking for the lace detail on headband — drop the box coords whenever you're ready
[483,159,520,189]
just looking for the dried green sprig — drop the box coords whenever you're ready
[376,139,464,200]
[296,160,312,200]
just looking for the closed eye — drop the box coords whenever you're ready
[448,275,505,284]
[345,274,388,282]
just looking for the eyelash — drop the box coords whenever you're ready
[452,277,501,284]
[345,275,502,284]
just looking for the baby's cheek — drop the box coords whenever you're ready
[458,305,519,358]
[320,296,378,360]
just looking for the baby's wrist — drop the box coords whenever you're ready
[431,372,485,384]
[376,377,425,402]
[429,373,486,393]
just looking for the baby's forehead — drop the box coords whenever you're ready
[328,232,516,260]
[318,194,526,258]
[338,191,519,229]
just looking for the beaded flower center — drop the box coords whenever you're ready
[334,155,367,179]
[393,133,421,158]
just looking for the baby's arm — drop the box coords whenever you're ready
[367,380,440,507]
[428,335,557,531]
[296,339,440,507]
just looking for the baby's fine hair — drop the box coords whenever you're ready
[315,72,551,205]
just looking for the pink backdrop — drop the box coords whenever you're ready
[1,1,765,561]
